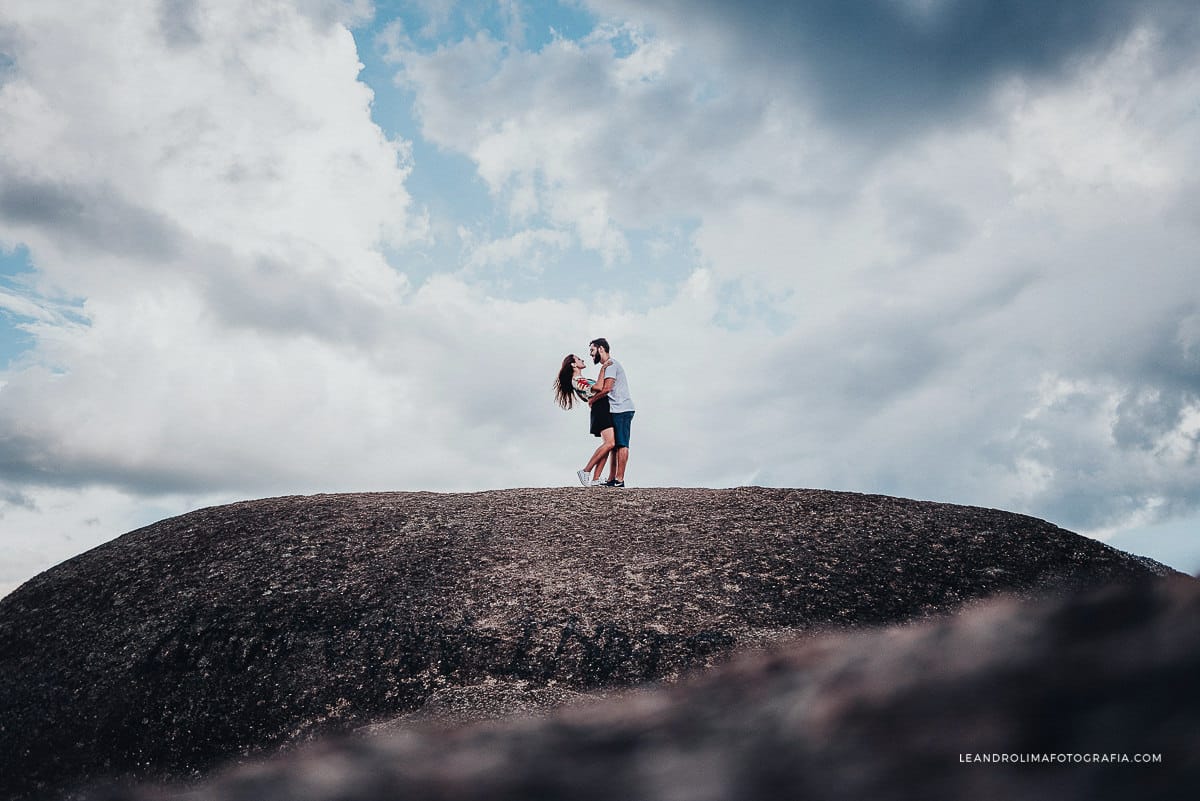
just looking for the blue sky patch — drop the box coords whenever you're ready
[0,245,37,368]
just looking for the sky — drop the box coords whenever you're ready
[1,0,1199,596]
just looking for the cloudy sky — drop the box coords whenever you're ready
[2,0,1199,595]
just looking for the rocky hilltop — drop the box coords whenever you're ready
[0,487,1177,799]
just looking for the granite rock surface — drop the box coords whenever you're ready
[94,574,1200,801]
[0,487,1177,799]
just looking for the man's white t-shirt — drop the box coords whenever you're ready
[605,358,635,413]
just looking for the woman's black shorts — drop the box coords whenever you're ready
[589,396,614,436]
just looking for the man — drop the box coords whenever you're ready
[586,337,635,487]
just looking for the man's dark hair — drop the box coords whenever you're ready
[589,337,610,353]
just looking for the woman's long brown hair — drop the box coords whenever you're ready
[554,354,577,409]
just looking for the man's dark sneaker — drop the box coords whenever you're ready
[602,479,625,488]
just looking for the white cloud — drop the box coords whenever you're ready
[0,0,430,584]
[715,31,1200,526]
[460,227,573,272]
[0,286,68,325]
[388,22,779,263]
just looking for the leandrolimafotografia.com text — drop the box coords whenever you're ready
[960,753,1163,765]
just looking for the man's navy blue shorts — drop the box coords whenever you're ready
[612,411,634,448]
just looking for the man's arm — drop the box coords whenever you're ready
[588,360,613,405]
[588,376,615,406]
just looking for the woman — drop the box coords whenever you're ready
[554,354,614,486]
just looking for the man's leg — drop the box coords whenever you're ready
[611,411,633,482]
[614,446,629,481]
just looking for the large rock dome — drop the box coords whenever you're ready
[0,487,1174,799]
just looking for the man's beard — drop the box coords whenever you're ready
[593,353,602,365]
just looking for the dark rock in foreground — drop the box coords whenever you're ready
[0,488,1177,799]
[97,575,1200,801]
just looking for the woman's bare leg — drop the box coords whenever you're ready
[585,428,615,478]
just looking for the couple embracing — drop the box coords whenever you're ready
[554,337,635,488]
